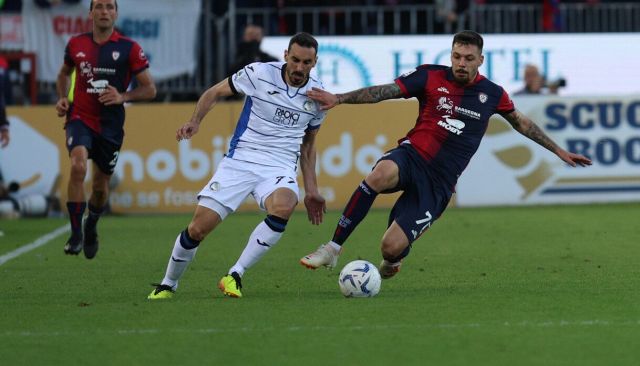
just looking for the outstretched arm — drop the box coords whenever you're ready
[307,83,403,111]
[503,109,592,167]
[176,78,235,141]
[300,128,326,225]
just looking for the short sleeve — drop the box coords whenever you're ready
[64,41,74,67]
[496,87,515,115]
[229,62,261,97]
[129,42,150,75]
[394,66,429,99]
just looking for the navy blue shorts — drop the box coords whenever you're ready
[65,119,121,175]
[377,144,453,244]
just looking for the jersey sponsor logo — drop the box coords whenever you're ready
[479,92,488,103]
[273,107,300,126]
[437,86,450,94]
[93,67,116,75]
[112,51,120,61]
[86,78,109,94]
[437,115,465,135]
[454,105,481,120]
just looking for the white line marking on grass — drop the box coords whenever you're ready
[2,320,640,337]
[0,224,69,266]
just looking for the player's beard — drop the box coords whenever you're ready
[454,69,472,84]
[288,71,307,86]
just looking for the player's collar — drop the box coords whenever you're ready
[92,29,121,45]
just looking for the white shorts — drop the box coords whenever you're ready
[197,157,299,220]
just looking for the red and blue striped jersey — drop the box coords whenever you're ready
[395,64,515,188]
[64,31,149,144]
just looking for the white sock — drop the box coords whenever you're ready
[161,233,198,289]
[229,221,283,276]
[327,241,342,253]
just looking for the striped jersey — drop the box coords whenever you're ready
[228,61,327,169]
[64,31,149,145]
[395,64,515,188]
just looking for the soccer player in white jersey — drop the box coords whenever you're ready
[148,32,327,299]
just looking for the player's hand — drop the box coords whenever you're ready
[558,150,592,167]
[307,87,339,111]
[304,192,326,225]
[0,128,9,148]
[176,120,200,141]
[98,85,125,106]
[55,97,69,117]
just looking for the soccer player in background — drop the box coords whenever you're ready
[300,30,592,278]
[55,0,156,259]
[148,32,327,299]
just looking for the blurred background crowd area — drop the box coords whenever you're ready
[0,0,638,104]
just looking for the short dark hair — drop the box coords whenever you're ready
[288,32,318,54]
[90,0,118,11]
[452,30,483,52]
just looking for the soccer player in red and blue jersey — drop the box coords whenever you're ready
[55,0,156,259]
[301,30,592,278]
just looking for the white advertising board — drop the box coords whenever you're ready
[456,94,640,206]
[262,33,640,96]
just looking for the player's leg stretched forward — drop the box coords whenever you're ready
[300,159,400,270]
[148,204,222,300]
[219,187,296,298]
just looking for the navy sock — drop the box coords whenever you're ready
[385,244,412,263]
[332,181,378,245]
[67,202,86,238]
[86,203,104,227]
[180,229,201,250]
[264,215,288,233]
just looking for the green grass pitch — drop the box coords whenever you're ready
[1,203,639,365]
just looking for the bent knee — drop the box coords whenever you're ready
[366,161,399,191]
[188,222,211,242]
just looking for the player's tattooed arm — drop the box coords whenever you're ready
[336,83,403,104]
[503,109,561,154]
[504,109,593,167]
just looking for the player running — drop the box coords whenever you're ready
[148,32,327,299]
[55,0,156,259]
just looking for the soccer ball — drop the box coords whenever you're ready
[338,260,382,298]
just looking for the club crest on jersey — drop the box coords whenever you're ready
[112,51,120,61]
[303,100,314,112]
[479,93,488,103]
[80,61,93,78]
[436,97,454,113]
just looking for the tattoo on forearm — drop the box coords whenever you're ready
[510,111,558,152]
[337,83,401,104]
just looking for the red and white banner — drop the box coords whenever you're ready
[21,0,200,82]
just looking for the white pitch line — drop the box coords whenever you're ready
[2,320,640,337]
[0,224,69,266]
